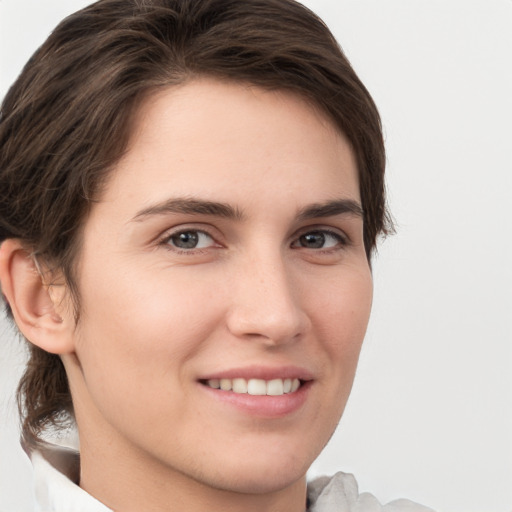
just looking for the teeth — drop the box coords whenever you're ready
[208,379,220,389]
[247,378,267,395]
[206,378,301,396]
[220,378,232,391]
[267,378,284,396]
[232,378,248,393]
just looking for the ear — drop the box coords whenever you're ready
[0,239,75,354]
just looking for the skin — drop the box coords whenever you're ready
[1,79,373,512]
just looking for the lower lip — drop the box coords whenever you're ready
[199,381,312,418]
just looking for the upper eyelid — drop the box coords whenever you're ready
[157,224,219,241]
[292,225,350,242]
[162,228,214,240]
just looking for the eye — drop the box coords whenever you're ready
[164,230,216,250]
[292,230,345,250]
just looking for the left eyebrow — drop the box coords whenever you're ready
[131,197,245,222]
[297,199,364,221]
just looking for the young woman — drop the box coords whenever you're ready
[0,1,432,510]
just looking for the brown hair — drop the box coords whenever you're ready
[0,0,391,448]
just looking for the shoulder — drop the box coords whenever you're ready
[307,472,434,512]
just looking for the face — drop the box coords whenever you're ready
[64,79,373,495]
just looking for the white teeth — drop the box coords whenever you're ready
[232,378,248,393]
[267,378,284,396]
[247,379,266,395]
[206,377,302,395]
[220,378,232,391]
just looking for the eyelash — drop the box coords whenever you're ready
[292,228,348,252]
[157,227,349,254]
[158,228,220,254]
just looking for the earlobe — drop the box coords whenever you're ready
[0,239,75,354]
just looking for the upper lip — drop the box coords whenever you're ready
[199,365,314,382]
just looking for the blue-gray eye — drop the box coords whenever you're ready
[296,231,343,249]
[168,231,214,249]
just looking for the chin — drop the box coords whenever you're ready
[211,467,307,495]
[201,449,312,495]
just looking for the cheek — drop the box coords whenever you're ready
[309,264,373,387]
[72,264,222,406]
[79,258,218,341]
[313,264,373,341]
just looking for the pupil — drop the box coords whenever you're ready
[301,232,325,248]
[173,231,198,249]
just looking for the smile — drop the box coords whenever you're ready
[205,378,301,396]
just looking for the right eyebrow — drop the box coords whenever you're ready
[297,198,364,221]
[131,197,245,222]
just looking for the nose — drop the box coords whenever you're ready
[225,251,310,345]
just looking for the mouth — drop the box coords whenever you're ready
[200,377,303,396]
[198,368,313,416]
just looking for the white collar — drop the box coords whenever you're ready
[31,445,111,512]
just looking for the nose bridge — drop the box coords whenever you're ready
[226,245,308,344]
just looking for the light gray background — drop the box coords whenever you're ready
[1,1,511,511]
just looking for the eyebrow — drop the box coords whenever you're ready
[132,197,363,222]
[297,199,364,221]
[132,197,244,222]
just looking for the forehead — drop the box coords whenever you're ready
[94,78,359,219]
